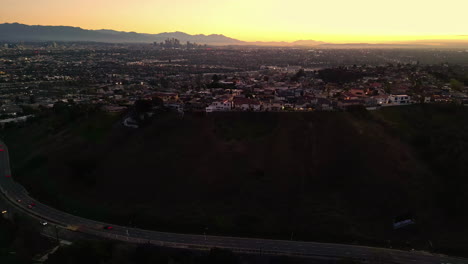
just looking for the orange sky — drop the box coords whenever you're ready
[1,0,468,43]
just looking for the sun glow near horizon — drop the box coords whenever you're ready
[1,0,468,43]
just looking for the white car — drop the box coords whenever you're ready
[40,221,48,226]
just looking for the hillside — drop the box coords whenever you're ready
[2,104,468,256]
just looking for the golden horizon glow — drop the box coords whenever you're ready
[1,0,468,43]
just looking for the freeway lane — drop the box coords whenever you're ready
[0,140,467,264]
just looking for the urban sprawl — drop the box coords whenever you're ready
[1,42,468,127]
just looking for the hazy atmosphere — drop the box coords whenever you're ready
[2,0,468,42]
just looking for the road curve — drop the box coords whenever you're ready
[0,140,466,264]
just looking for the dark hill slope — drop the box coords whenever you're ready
[2,105,468,255]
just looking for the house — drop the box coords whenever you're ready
[385,95,411,106]
[337,99,365,110]
[263,102,283,111]
[349,88,366,97]
[373,95,388,105]
[313,98,333,111]
[165,101,184,113]
[206,100,232,112]
[230,89,243,96]
[433,95,452,103]
[233,97,261,111]
[150,92,179,101]
[185,101,207,112]
[1,104,22,114]
[370,82,383,89]
[294,98,311,110]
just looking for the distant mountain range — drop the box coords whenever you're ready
[0,23,243,45]
[1,23,468,48]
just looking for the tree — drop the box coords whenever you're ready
[52,101,69,114]
[11,218,44,262]
[450,79,464,92]
[29,95,36,104]
[21,105,37,115]
[295,68,306,78]
[0,217,17,248]
[212,74,220,83]
[160,77,169,89]
[134,100,152,114]
[45,240,114,264]
[151,97,164,108]
[133,244,167,264]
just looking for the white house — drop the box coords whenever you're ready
[206,100,232,112]
[385,95,412,106]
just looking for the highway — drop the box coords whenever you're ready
[0,140,466,264]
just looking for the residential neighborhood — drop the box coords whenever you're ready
[1,42,467,126]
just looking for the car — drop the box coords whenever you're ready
[16,199,21,203]
[27,203,36,209]
[5,175,11,178]
[103,226,113,230]
[0,149,4,152]
[40,221,48,226]
[1,210,7,214]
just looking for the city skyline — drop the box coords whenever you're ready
[2,0,468,43]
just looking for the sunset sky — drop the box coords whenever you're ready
[1,0,467,43]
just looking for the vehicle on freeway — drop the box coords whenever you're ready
[27,203,36,209]
[40,221,48,226]
[1,210,7,214]
[5,175,11,177]
[103,226,113,230]
[66,225,80,231]
[16,199,21,203]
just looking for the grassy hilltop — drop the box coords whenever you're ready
[2,104,468,256]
